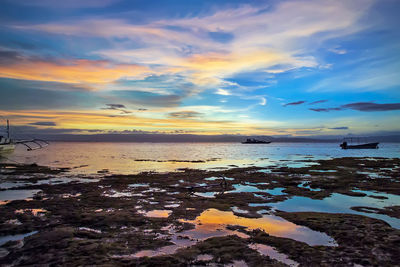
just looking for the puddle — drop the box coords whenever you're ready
[357,171,389,179]
[0,177,99,190]
[128,183,149,188]
[130,206,336,259]
[182,209,336,246]
[232,207,249,214]
[298,182,322,192]
[164,204,180,208]
[139,210,172,218]
[103,190,143,198]
[228,185,286,196]
[194,192,220,198]
[271,191,400,228]
[0,231,38,246]
[249,243,299,266]
[0,190,41,203]
[309,170,337,173]
[204,176,235,181]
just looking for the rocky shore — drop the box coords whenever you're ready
[1,157,399,266]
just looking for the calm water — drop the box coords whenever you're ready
[2,142,399,174]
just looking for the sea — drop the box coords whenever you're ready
[2,142,399,174]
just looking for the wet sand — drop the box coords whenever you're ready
[0,157,400,266]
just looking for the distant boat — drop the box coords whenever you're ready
[340,137,379,149]
[242,138,271,144]
[0,119,49,155]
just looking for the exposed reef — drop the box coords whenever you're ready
[1,157,399,266]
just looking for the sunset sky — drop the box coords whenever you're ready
[1,0,399,137]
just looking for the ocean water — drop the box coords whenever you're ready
[1,142,399,174]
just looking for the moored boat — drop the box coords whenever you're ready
[340,137,379,149]
[0,119,49,155]
[242,138,271,144]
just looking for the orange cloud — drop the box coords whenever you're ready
[0,59,149,86]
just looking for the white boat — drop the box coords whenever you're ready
[0,119,48,155]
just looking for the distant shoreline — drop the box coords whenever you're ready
[11,134,400,143]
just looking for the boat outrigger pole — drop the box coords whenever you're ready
[6,119,10,139]
[15,139,49,151]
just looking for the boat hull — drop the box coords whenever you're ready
[340,142,379,149]
[241,141,271,144]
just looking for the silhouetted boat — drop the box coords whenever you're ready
[242,138,271,144]
[0,119,49,155]
[340,137,379,149]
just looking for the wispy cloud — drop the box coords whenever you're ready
[309,100,328,105]
[284,101,306,107]
[342,102,400,112]
[329,126,349,130]
[309,102,400,112]
[12,0,373,95]
[28,121,57,126]
[168,111,203,119]
[0,56,149,87]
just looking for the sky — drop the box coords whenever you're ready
[0,0,399,138]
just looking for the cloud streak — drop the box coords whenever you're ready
[284,101,306,107]
[309,102,400,112]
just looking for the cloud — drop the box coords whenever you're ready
[284,101,306,107]
[101,104,132,114]
[104,104,126,109]
[341,102,400,111]
[12,0,373,95]
[29,121,57,126]
[0,56,149,87]
[309,100,328,105]
[168,111,203,119]
[309,107,342,112]
[329,126,349,130]
[328,47,347,54]
[309,102,400,112]
[0,50,23,65]
[215,88,231,96]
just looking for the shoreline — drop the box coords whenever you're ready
[1,157,400,266]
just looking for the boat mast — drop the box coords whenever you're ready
[6,119,10,139]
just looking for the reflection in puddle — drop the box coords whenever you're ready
[204,176,235,181]
[0,177,99,190]
[194,192,219,198]
[139,209,172,218]
[182,209,336,246]
[298,181,321,192]
[0,231,38,246]
[103,190,143,198]
[131,207,337,259]
[128,183,149,188]
[228,185,286,196]
[249,243,299,266]
[0,190,41,203]
[272,191,400,228]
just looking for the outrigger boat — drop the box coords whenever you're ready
[340,137,379,149]
[242,138,271,144]
[0,119,49,154]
